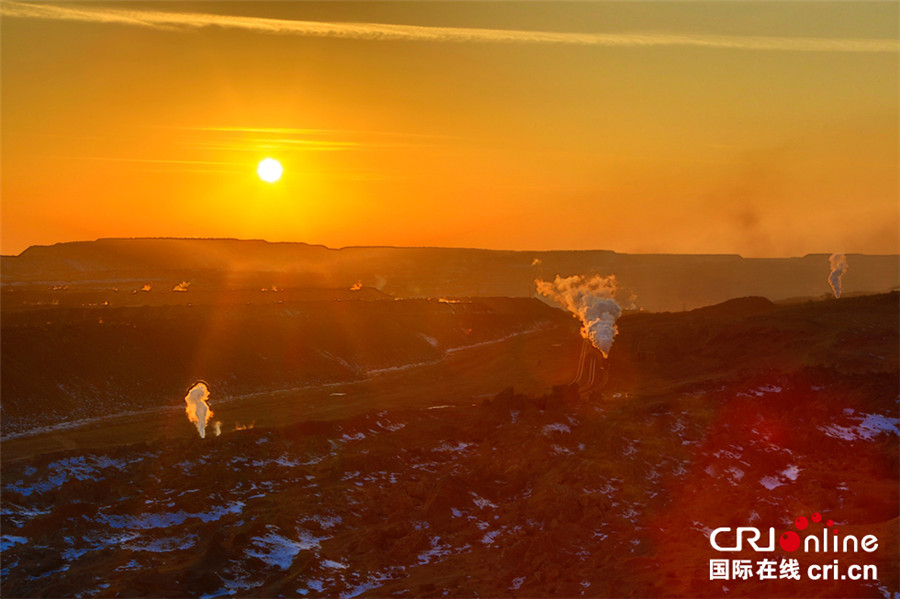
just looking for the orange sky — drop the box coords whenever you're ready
[2,1,897,257]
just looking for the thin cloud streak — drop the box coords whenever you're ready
[55,156,245,166]
[186,126,463,141]
[3,1,896,53]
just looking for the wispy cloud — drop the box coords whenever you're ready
[161,126,453,154]
[3,1,896,53]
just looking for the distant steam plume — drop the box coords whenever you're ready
[184,381,213,438]
[536,274,622,357]
[828,254,848,298]
[173,281,190,292]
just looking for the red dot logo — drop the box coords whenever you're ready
[811,512,822,523]
[780,531,801,552]
[794,516,808,530]
[826,519,834,527]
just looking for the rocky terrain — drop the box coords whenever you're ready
[3,238,898,312]
[1,293,897,597]
[1,297,572,438]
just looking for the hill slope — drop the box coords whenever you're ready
[1,293,896,597]
[3,238,897,311]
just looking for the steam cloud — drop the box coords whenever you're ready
[184,381,214,438]
[536,274,622,357]
[828,253,848,298]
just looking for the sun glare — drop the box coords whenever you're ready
[257,158,283,183]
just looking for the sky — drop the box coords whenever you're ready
[1,1,897,257]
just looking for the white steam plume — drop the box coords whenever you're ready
[536,274,622,357]
[828,253,848,298]
[184,381,214,438]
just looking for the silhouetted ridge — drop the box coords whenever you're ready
[686,296,776,317]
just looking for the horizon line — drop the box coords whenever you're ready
[4,237,896,261]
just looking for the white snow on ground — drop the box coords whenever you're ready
[737,385,782,397]
[780,465,801,481]
[725,467,745,484]
[123,533,198,553]
[434,441,472,453]
[97,502,244,529]
[419,334,439,348]
[759,476,783,490]
[757,385,782,393]
[273,454,303,467]
[301,514,342,530]
[737,385,783,398]
[820,412,900,441]
[481,529,504,545]
[339,569,406,599]
[246,529,322,570]
[61,532,141,561]
[1,504,50,526]
[5,455,137,497]
[470,492,498,509]
[542,423,571,435]
[0,535,29,551]
[417,536,453,565]
[322,559,348,570]
[375,419,405,432]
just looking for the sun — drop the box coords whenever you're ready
[257,158,283,183]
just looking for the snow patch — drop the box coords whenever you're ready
[98,502,244,529]
[418,536,453,565]
[470,492,498,509]
[759,476,783,490]
[542,423,571,435]
[0,535,29,551]
[820,413,900,442]
[246,530,322,570]
[434,441,472,453]
[780,464,801,481]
